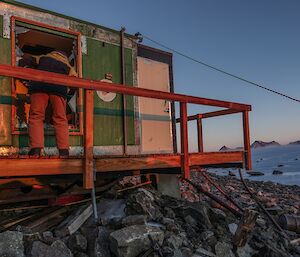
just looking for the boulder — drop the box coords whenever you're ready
[0,231,25,257]
[125,189,163,220]
[31,241,50,257]
[109,225,164,257]
[49,240,73,257]
[215,242,234,257]
[121,215,147,227]
[68,233,87,253]
[272,170,283,175]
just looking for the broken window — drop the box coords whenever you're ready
[12,19,82,134]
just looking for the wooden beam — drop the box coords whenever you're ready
[201,108,242,119]
[197,117,204,152]
[0,64,251,110]
[0,152,244,177]
[180,102,189,179]
[84,90,94,189]
[243,111,252,170]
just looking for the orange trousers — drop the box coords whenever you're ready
[29,93,69,149]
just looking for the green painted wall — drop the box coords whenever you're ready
[82,38,135,146]
[0,15,3,37]
[0,35,12,146]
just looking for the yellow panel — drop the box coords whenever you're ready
[137,57,173,153]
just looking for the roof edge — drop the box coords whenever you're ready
[2,0,136,39]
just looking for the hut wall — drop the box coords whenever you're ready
[0,2,140,155]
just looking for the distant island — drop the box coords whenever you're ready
[219,140,281,151]
[251,140,281,149]
[288,140,300,145]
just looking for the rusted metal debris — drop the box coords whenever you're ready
[238,169,289,238]
[183,178,243,217]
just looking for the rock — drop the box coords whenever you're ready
[121,215,147,227]
[81,226,111,257]
[246,171,264,176]
[68,233,87,253]
[228,171,236,177]
[181,247,193,257]
[194,247,216,257]
[236,243,257,257]
[125,188,163,220]
[31,241,50,257]
[228,223,238,235]
[215,242,234,257]
[0,231,25,257]
[209,208,226,223]
[272,170,283,175]
[277,164,284,167]
[109,225,164,257]
[75,253,89,257]
[165,234,183,249]
[184,215,198,227]
[31,240,72,257]
[49,240,73,257]
[41,231,55,245]
[97,199,126,226]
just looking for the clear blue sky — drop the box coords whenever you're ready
[20,0,300,151]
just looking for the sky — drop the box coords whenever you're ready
[18,0,300,151]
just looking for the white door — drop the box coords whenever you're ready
[137,57,173,153]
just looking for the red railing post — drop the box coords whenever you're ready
[180,102,189,179]
[84,89,94,189]
[243,111,252,170]
[197,115,204,153]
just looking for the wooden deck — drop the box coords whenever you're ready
[0,151,244,177]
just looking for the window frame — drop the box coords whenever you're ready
[11,16,83,136]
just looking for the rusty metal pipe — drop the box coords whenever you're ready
[278,215,300,233]
[183,178,243,217]
[238,169,288,237]
[201,171,244,213]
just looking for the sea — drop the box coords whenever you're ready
[210,145,300,186]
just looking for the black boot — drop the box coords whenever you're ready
[28,148,41,156]
[59,149,69,157]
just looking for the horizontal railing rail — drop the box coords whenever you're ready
[0,64,252,188]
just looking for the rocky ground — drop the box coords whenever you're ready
[0,171,299,257]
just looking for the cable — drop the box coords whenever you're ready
[137,33,300,104]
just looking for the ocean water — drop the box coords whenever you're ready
[210,145,300,186]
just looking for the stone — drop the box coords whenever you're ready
[209,208,226,223]
[121,215,147,227]
[236,243,257,257]
[41,231,56,245]
[49,240,73,257]
[31,241,50,257]
[228,223,238,235]
[181,247,193,257]
[81,226,111,257]
[0,231,25,257]
[75,253,89,257]
[184,215,198,227]
[272,170,283,175]
[68,233,87,253]
[215,242,234,257]
[165,234,183,249]
[125,189,163,220]
[31,240,73,257]
[97,199,126,225]
[94,227,111,257]
[194,247,216,257]
[109,225,164,257]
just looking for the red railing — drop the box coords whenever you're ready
[176,109,252,171]
[0,64,252,188]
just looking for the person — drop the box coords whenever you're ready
[19,50,77,157]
